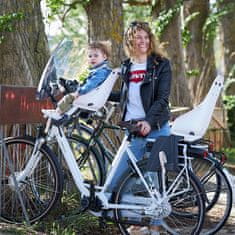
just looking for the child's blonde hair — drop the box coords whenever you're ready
[88,41,112,59]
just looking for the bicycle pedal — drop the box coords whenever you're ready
[99,217,107,229]
[80,196,90,211]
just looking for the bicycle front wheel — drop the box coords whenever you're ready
[0,136,63,224]
[114,160,205,235]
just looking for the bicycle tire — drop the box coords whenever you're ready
[74,122,93,139]
[72,131,114,177]
[114,160,205,235]
[75,122,119,164]
[192,156,233,235]
[67,121,119,176]
[79,123,116,160]
[62,136,105,186]
[100,129,121,156]
[0,136,63,224]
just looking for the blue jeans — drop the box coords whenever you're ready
[108,122,171,190]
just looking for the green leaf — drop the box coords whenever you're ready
[202,2,234,46]
[186,69,200,77]
[154,0,183,37]
[223,95,235,110]
[0,12,25,43]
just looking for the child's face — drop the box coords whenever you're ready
[88,48,107,67]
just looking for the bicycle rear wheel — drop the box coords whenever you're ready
[0,136,63,224]
[114,160,205,235]
[192,157,233,234]
[54,136,105,188]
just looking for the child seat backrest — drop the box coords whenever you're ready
[171,75,224,142]
[72,68,120,112]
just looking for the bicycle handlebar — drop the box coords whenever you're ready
[118,120,142,135]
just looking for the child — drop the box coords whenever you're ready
[56,41,112,114]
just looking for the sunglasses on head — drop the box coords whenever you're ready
[129,21,149,28]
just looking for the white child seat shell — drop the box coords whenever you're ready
[171,75,224,142]
[72,68,120,111]
[42,68,120,119]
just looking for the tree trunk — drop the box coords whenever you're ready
[85,0,125,67]
[157,0,192,107]
[218,0,235,79]
[184,0,216,104]
[85,0,125,146]
[0,0,49,86]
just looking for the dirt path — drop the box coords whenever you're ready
[216,206,235,234]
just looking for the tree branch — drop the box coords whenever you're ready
[63,0,84,7]
[123,0,152,6]
[151,0,161,19]
[61,0,84,22]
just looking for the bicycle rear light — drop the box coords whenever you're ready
[203,150,209,158]
[208,142,214,152]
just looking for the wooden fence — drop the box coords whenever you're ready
[0,85,230,150]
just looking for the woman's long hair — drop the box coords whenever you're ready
[124,21,166,58]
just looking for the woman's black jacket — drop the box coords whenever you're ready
[110,53,172,130]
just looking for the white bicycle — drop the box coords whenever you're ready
[0,40,210,234]
[0,40,205,229]
[0,112,206,235]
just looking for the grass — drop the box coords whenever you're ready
[223,147,235,165]
[0,189,120,235]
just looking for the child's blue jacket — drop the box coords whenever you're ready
[79,61,112,95]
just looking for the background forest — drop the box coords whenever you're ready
[0,0,234,144]
[0,0,235,233]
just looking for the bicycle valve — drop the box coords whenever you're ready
[159,151,167,194]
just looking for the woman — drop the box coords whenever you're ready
[109,21,172,235]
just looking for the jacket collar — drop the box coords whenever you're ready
[89,60,109,72]
[121,53,162,83]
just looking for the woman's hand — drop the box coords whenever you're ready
[137,120,151,136]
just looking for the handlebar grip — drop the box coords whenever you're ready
[118,120,141,135]
[58,77,79,94]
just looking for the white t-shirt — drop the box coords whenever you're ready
[125,62,146,121]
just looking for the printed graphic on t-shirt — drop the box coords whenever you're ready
[129,70,146,83]
[125,62,147,121]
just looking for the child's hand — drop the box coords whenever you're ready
[58,78,67,93]
[58,84,66,93]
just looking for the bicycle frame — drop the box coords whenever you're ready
[41,125,159,211]
[66,105,122,161]
[15,118,195,215]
